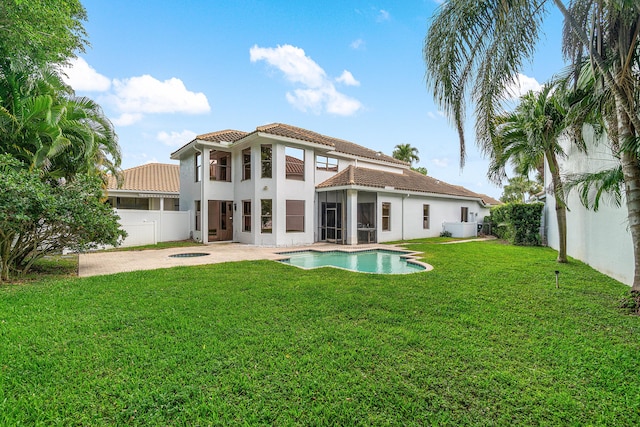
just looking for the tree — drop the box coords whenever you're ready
[500,176,543,204]
[490,84,571,262]
[412,166,428,175]
[0,0,88,69]
[392,143,420,165]
[424,1,640,292]
[0,155,125,281]
[0,64,121,180]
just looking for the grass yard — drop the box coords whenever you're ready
[1,241,639,425]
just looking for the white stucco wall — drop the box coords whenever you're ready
[114,209,191,247]
[545,133,633,286]
[375,193,488,242]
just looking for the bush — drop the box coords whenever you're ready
[440,230,452,238]
[490,202,543,246]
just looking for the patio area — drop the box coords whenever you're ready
[78,242,390,277]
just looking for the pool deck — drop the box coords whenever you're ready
[78,242,399,277]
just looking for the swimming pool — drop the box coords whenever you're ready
[277,249,428,274]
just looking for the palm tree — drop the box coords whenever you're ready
[424,1,640,292]
[489,84,570,262]
[500,175,543,204]
[392,143,420,165]
[0,63,121,180]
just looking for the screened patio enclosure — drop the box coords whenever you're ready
[317,190,377,244]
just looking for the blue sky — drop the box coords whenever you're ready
[63,0,565,199]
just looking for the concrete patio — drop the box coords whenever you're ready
[78,242,393,277]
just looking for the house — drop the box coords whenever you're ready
[170,123,495,246]
[543,131,634,286]
[105,163,191,246]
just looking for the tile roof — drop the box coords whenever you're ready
[256,123,408,166]
[317,165,486,201]
[174,123,408,167]
[198,129,248,143]
[106,163,180,193]
[477,193,502,206]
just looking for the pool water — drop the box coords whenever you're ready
[277,249,426,274]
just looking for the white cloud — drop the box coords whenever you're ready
[250,44,363,116]
[505,73,542,99]
[111,75,210,117]
[427,111,446,120]
[250,44,326,88]
[350,38,365,50]
[59,58,211,126]
[157,130,197,147]
[432,158,450,167]
[377,9,390,22]
[112,113,143,126]
[336,70,360,86]
[60,57,111,91]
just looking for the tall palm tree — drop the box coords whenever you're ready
[424,1,640,292]
[392,143,420,165]
[489,84,570,262]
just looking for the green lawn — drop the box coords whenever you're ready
[1,241,639,425]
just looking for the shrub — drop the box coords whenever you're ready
[440,230,452,238]
[490,202,543,246]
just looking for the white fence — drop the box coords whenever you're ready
[443,221,478,238]
[114,209,191,247]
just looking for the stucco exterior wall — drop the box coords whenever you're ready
[544,133,633,286]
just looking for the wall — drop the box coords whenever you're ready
[545,133,633,286]
[115,209,191,247]
[375,193,487,242]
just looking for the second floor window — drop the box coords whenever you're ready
[195,152,202,182]
[285,146,305,181]
[210,151,231,182]
[261,145,272,178]
[316,155,338,171]
[242,148,251,180]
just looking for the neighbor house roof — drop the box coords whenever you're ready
[106,163,180,193]
[317,165,487,202]
[172,123,408,167]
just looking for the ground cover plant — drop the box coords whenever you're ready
[1,241,639,425]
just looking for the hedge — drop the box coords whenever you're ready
[489,202,543,246]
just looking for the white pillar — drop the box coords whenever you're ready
[346,189,358,245]
[201,147,210,244]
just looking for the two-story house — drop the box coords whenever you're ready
[170,123,498,246]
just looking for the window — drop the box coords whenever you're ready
[243,200,251,232]
[164,198,179,211]
[286,200,305,232]
[195,200,201,231]
[210,151,231,182]
[382,202,391,231]
[261,199,272,233]
[316,155,338,171]
[195,152,202,182]
[461,207,469,222]
[261,145,272,178]
[242,148,251,180]
[285,146,305,180]
[423,204,430,229]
